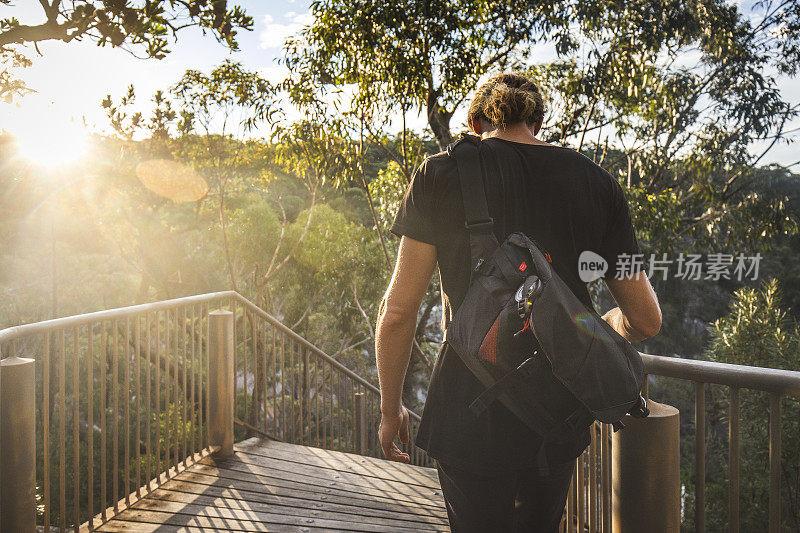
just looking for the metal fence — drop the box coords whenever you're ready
[640,353,800,533]
[4,291,800,532]
[0,291,430,531]
[225,293,432,467]
[559,356,800,533]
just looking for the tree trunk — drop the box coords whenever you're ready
[427,90,454,151]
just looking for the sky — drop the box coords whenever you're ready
[2,0,799,168]
[1,0,322,164]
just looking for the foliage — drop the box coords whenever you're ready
[0,1,252,102]
[284,0,572,148]
[697,279,800,530]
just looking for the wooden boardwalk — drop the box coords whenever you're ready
[98,438,449,532]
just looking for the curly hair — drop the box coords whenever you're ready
[467,73,546,130]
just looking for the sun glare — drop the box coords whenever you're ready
[6,99,89,167]
[15,119,88,167]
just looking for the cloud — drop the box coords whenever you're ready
[259,12,313,50]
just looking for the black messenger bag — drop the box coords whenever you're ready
[443,134,648,469]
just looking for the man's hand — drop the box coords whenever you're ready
[379,405,411,463]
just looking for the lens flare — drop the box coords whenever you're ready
[572,311,616,342]
[135,159,209,202]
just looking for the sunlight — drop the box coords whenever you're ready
[15,118,88,167]
[6,97,89,167]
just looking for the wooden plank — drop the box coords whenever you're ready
[235,439,439,488]
[175,465,445,512]
[166,472,448,519]
[102,511,339,532]
[98,520,331,533]
[239,438,438,480]
[200,455,443,503]
[146,486,449,527]
[228,447,439,489]
[116,499,449,532]
[100,438,449,532]
[187,462,444,509]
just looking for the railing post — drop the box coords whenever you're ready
[612,401,680,532]
[0,356,36,533]
[208,310,234,457]
[354,392,367,455]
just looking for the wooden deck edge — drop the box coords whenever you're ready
[78,447,216,533]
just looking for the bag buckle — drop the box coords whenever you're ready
[465,218,494,231]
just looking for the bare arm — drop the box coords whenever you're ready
[376,236,437,462]
[603,273,662,342]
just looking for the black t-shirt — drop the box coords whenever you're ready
[390,137,642,475]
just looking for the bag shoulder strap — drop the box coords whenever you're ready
[446,134,500,270]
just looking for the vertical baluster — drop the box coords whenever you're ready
[173,308,179,471]
[251,311,257,430]
[43,333,51,530]
[238,308,244,430]
[769,393,782,533]
[164,309,170,479]
[59,329,66,533]
[315,358,320,448]
[271,326,277,437]
[326,361,332,449]
[190,307,196,459]
[124,317,131,504]
[729,387,740,533]
[251,316,257,431]
[262,321,268,435]
[338,373,344,452]
[155,311,161,484]
[202,302,208,448]
[87,324,94,529]
[294,341,300,444]
[696,382,706,532]
[303,347,310,445]
[589,424,597,533]
[601,423,610,533]
[146,313,152,490]
[324,361,331,449]
[347,379,354,452]
[182,307,188,467]
[290,340,296,443]
[113,319,119,511]
[282,335,287,441]
[72,326,80,532]
[197,305,203,452]
[135,315,142,496]
[100,323,107,521]
[233,302,239,429]
[578,451,585,533]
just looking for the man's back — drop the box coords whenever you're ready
[390,137,641,475]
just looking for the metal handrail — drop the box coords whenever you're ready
[641,352,800,395]
[0,291,419,423]
[0,291,236,344]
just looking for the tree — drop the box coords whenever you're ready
[171,60,277,293]
[704,279,800,530]
[283,0,574,150]
[0,0,252,101]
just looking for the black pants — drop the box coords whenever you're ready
[436,459,573,532]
